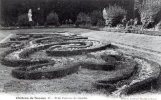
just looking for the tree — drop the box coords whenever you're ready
[46,11,60,26]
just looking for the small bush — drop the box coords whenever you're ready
[75,12,91,27]
[97,19,105,26]
[46,11,60,26]
[104,5,127,27]
[17,14,29,26]
[90,10,104,26]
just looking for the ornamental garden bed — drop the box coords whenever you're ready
[0,32,160,96]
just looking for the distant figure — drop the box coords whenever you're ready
[121,16,127,28]
[103,8,108,25]
[36,7,41,26]
[103,8,107,20]
[28,9,33,27]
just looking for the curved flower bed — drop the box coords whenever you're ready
[46,40,110,56]
[30,35,88,45]
[0,48,18,62]
[12,62,80,79]
[112,57,160,96]
[92,55,160,96]
[2,42,81,79]
[1,35,92,66]
[93,56,138,92]
[2,43,57,67]
[0,33,111,79]
[0,41,24,49]
[10,34,30,41]
[30,37,66,45]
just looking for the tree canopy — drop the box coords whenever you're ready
[0,0,134,26]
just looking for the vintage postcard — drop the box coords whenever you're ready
[0,0,161,100]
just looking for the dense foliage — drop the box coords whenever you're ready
[139,0,161,28]
[105,5,127,26]
[90,10,104,26]
[17,14,28,26]
[46,11,60,26]
[0,0,134,26]
[75,13,91,27]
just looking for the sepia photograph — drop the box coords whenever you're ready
[0,0,161,100]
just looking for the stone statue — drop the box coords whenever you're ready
[103,8,107,20]
[27,9,33,27]
[103,8,108,26]
[28,9,33,22]
[103,8,112,27]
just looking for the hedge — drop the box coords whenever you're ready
[2,43,56,67]
[115,57,161,95]
[0,41,24,49]
[0,48,18,61]
[12,62,80,79]
[46,41,111,56]
[10,35,30,41]
[81,63,115,71]
[93,59,138,93]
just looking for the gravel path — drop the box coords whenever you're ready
[82,31,161,54]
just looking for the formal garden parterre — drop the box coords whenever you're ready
[0,32,160,96]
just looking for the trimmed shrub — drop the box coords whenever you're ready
[81,63,115,71]
[97,19,105,27]
[0,48,18,61]
[104,5,127,27]
[0,41,24,49]
[139,0,161,28]
[75,12,91,27]
[1,43,54,67]
[90,10,104,26]
[93,80,117,92]
[46,11,60,26]
[46,40,110,56]
[17,14,29,26]
[12,62,80,79]
[93,58,138,93]
[10,35,30,41]
[116,58,161,95]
